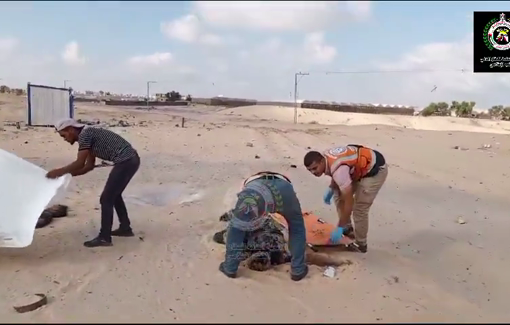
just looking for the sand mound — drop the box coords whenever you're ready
[222,105,510,134]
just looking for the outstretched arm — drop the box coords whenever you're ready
[46,149,91,179]
[337,184,354,227]
[331,166,354,227]
[71,152,96,176]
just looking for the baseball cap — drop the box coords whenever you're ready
[54,118,85,132]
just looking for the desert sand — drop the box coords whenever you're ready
[0,95,509,323]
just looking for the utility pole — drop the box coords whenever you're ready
[293,72,309,124]
[64,79,71,88]
[146,81,156,109]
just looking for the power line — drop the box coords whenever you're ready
[311,68,471,75]
[292,67,471,124]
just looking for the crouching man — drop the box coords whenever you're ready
[213,212,290,272]
[219,172,308,281]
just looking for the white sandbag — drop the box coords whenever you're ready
[0,149,71,248]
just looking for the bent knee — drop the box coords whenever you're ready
[99,192,115,205]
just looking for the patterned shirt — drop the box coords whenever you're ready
[78,126,137,164]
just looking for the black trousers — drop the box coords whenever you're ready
[99,155,140,240]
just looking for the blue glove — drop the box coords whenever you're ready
[323,188,334,205]
[330,226,344,244]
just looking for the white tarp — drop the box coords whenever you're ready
[0,149,70,248]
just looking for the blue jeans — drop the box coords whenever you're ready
[223,178,307,276]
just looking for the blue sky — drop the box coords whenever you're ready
[1,1,509,108]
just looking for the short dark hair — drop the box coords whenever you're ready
[303,151,323,167]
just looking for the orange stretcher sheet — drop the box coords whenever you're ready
[270,211,353,246]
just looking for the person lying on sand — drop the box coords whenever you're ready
[303,145,388,253]
[45,118,140,248]
[219,171,308,281]
[213,211,290,272]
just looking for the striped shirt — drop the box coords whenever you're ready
[78,126,137,164]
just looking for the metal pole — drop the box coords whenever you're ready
[64,79,71,88]
[293,72,309,124]
[293,73,298,124]
[146,81,156,109]
[146,82,149,109]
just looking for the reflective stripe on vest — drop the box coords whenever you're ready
[324,145,376,180]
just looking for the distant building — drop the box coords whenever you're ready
[155,93,166,101]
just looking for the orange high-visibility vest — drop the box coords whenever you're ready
[323,145,376,181]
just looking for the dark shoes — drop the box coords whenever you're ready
[347,241,368,253]
[219,262,237,278]
[111,227,135,237]
[220,261,309,282]
[83,236,112,248]
[291,265,309,282]
[83,228,134,248]
[341,226,367,253]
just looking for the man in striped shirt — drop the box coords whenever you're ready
[46,118,141,248]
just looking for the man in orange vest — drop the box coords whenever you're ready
[303,145,388,253]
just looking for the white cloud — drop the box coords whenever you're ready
[0,37,18,60]
[193,1,371,32]
[370,33,510,108]
[303,32,337,64]
[0,37,18,53]
[238,33,336,68]
[200,33,223,46]
[6,2,509,109]
[161,14,201,43]
[161,14,223,46]
[345,1,371,20]
[62,41,86,66]
[127,52,173,66]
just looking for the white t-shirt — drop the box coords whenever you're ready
[332,165,352,192]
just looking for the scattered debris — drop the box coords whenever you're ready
[452,145,469,151]
[75,118,147,128]
[385,275,400,285]
[456,216,467,225]
[246,142,254,147]
[115,120,130,127]
[181,117,185,128]
[254,155,260,159]
[3,121,22,127]
[13,293,48,313]
[290,164,297,168]
[323,266,336,278]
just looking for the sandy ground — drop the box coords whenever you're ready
[1,96,510,323]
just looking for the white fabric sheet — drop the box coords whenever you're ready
[0,149,71,248]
